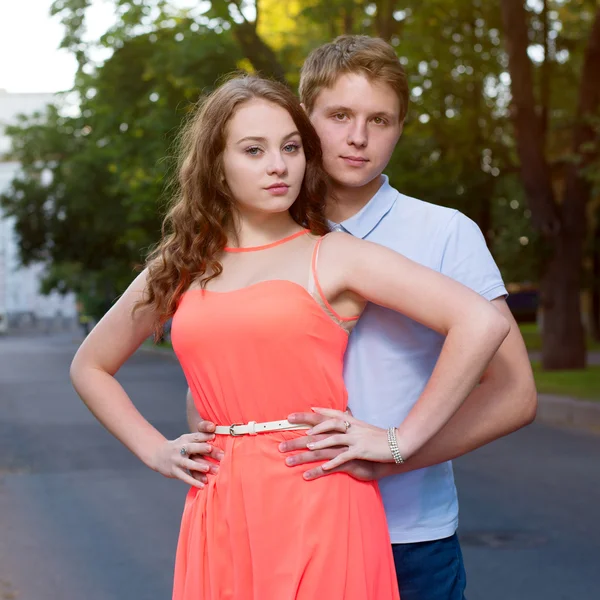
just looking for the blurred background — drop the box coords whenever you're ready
[0,1,599,599]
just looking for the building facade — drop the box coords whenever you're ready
[0,90,77,332]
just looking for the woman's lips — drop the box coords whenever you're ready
[265,184,290,195]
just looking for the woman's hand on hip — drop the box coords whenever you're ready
[187,420,223,485]
[281,408,392,475]
[305,408,392,470]
[150,431,220,489]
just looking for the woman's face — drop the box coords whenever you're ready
[222,99,306,218]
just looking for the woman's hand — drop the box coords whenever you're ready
[150,432,218,489]
[189,420,224,485]
[305,408,393,471]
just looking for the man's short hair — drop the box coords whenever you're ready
[299,35,409,122]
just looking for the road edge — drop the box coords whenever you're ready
[536,394,600,434]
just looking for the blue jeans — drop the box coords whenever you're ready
[391,534,467,600]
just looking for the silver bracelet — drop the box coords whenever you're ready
[387,427,405,464]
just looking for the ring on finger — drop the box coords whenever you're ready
[343,421,351,432]
[180,446,188,456]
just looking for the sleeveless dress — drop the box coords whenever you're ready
[170,230,400,600]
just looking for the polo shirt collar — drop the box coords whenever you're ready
[331,175,397,239]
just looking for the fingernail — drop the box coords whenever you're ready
[285,457,295,466]
[217,452,225,461]
[303,472,312,480]
[288,414,297,422]
[307,443,315,450]
[278,443,286,452]
[210,465,219,474]
[306,428,314,435]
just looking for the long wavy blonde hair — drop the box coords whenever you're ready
[139,75,331,338]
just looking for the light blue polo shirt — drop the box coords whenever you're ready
[334,175,507,544]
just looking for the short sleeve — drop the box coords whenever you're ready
[439,211,507,301]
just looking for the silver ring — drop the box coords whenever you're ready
[180,446,187,456]
[343,421,351,432]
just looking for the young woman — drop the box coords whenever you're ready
[70,75,509,600]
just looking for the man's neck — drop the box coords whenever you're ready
[325,175,384,224]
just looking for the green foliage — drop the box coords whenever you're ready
[2,0,599,319]
[1,18,241,317]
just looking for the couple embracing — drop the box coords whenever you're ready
[71,34,536,600]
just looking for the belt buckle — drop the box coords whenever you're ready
[229,423,244,436]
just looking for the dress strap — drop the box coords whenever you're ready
[308,235,360,334]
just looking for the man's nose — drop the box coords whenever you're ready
[347,121,368,148]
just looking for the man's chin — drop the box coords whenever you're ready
[329,170,382,190]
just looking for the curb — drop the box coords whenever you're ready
[536,394,600,433]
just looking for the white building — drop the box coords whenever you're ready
[0,90,77,332]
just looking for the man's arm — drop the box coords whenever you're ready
[381,297,536,474]
[283,298,537,480]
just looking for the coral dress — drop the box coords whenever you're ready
[170,229,399,600]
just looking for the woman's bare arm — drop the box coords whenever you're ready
[70,270,208,487]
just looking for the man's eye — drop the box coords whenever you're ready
[373,117,386,125]
[334,113,347,120]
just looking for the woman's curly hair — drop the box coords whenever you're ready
[139,75,331,338]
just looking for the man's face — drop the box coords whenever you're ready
[308,73,403,190]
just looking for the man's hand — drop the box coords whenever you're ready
[187,419,224,485]
[280,411,388,482]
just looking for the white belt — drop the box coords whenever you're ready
[214,419,310,437]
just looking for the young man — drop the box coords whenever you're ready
[186,36,537,600]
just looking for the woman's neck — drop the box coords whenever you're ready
[228,211,302,249]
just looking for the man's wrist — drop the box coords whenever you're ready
[379,461,407,479]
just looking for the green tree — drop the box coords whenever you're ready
[1,20,241,317]
[500,0,600,369]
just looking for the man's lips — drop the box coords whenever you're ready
[341,156,370,166]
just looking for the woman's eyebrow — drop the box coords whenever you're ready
[236,131,300,145]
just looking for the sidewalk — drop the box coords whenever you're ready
[528,350,600,366]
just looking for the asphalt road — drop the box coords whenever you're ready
[0,333,598,600]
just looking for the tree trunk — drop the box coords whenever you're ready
[500,0,559,235]
[375,0,400,42]
[343,5,354,35]
[553,7,600,358]
[233,21,287,83]
[500,0,599,369]
[540,234,586,368]
[592,214,600,341]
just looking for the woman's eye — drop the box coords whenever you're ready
[283,143,300,153]
[246,147,261,156]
